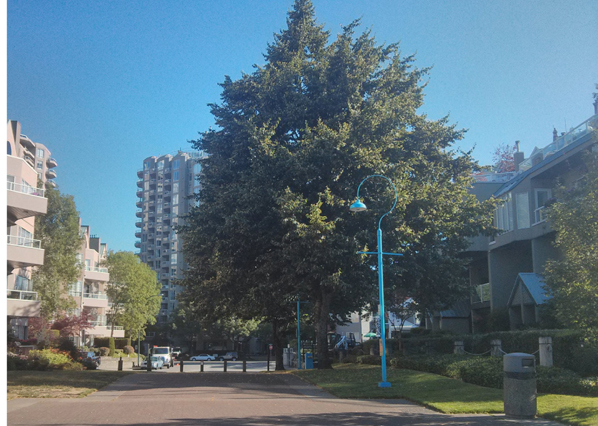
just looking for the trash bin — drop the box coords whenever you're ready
[304,353,313,369]
[503,353,537,418]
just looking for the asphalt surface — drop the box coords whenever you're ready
[7,372,565,426]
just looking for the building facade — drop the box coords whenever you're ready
[462,106,598,332]
[135,151,203,324]
[6,121,53,339]
[70,222,124,344]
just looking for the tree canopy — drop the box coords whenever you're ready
[104,251,161,338]
[180,0,496,369]
[33,185,82,318]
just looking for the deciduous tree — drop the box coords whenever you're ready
[33,186,82,318]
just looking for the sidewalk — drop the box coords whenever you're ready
[8,372,565,425]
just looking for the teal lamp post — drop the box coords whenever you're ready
[350,174,401,388]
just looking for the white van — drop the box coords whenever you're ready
[152,347,173,368]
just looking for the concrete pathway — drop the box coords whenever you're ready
[8,372,564,426]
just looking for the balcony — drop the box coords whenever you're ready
[84,266,109,282]
[135,220,144,228]
[19,134,35,150]
[136,210,143,218]
[7,289,41,317]
[45,169,57,179]
[135,241,141,248]
[533,206,548,225]
[136,200,143,208]
[136,190,144,198]
[136,179,143,188]
[46,157,58,168]
[135,231,142,238]
[88,324,125,338]
[45,180,58,189]
[83,292,109,308]
[7,236,44,271]
[7,180,48,225]
[472,283,491,304]
[137,169,144,178]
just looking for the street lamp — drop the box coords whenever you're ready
[350,174,401,388]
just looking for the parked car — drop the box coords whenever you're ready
[219,352,238,361]
[140,355,164,370]
[190,354,215,361]
[79,351,101,367]
[152,346,173,368]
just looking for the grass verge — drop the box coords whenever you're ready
[292,364,598,426]
[7,370,132,400]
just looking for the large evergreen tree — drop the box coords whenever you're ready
[180,0,496,369]
[33,186,82,318]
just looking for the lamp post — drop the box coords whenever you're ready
[350,174,401,388]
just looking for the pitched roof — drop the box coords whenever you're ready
[507,273,552,307]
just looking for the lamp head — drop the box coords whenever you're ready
[350,198,367,212]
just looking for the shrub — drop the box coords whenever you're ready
[57,338,79,361]
[109,338,116,356]
[341,355,357,364]
[123,345,135,355]
[357,355,382,365]
[99,347,110,356]
[81,359,98,370]
[28,349,83,371]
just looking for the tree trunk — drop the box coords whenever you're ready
[271,318,285,371]
[314,291,333,369]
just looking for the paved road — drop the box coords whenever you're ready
[8,372,564,426]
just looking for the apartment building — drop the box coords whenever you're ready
[69,223,124,345]
[452,104,598,332]
[6,121,51,339]
[135,151,204,324]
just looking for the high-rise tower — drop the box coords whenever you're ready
[135,151,203,323]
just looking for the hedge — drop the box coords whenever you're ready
[390,354,597,397]
[94,337,129,349]
[375,329,597,376]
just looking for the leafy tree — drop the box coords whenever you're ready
[180,0,496,369]
[33,185,82,318]
[202,317,259,354]
[492,142,516,173]
[51,311,92,338]
[544,151,598,332]
[104,251,161,339]
[168,303,202,353]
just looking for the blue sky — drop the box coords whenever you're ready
[7,0,598,253]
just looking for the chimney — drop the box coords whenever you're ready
[513,140,525,172]
[553,128,558,142]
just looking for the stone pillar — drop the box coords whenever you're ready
[454,341,465,355]
[539,337,553,367]
[491,340,502,357]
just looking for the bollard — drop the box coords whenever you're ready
[118,356,123,371]
[146,356,151,372]
[539,337,553,367]
[243,360,246,372]
[504,353,537,418]
[453,341,465,355]
[224,360,227,372]
[180,359,184,372]
[491,340,502,357]
[200,361,204,373]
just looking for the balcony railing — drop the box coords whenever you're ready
[534,206,548,224]
[7,181,46,197]
[7,289,38,300]
[519,114,597,172]
[83,292,108,300]
[85,266,109,273]
[472,283,490,303]
[7,235,42,249]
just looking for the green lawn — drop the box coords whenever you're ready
[293,364,598,426]
[7,370,132,400]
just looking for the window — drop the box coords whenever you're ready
[172,206,178,215]
[76,253,83,266]
[171,242,175,250]
[15,275,32,291]
[170,268,177,276]
[144,161,151,170]
[7,141,12,155]
[157,161,164,170]
[173,160,180,169]
[142,234,147,242]
[516,192,530,229]
[38,173,43,181]
[144,181,149,191]
[172,194,179,205]
[193,163,201,174]
[173,171,179,181]
[156,240,161,247]
[36,161,43,169]
[36,148,44,158]
[171,253,177,264]
[85,259,91,270]
[157,204,162,213]
[495,193,514,232]
[173,183,179,194]
[18,227,33,242]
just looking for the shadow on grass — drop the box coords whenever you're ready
[7,370,132,389]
